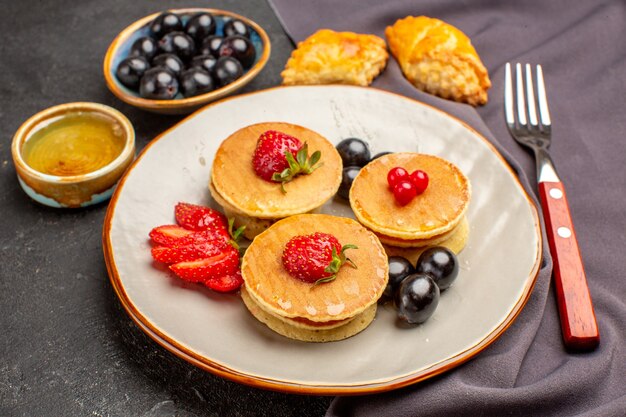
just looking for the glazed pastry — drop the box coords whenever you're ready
[241,214,388,342]
[349,153,471,256]
[281,29,388,86]
[385,16,491,106]
[209,122,342,239]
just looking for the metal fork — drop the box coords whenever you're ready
[505,63,599,350]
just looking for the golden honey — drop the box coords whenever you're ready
[22,112,126,176]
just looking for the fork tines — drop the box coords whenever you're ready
[504,63,551,133]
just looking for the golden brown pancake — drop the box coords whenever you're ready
[349,153,471,240]
[241,286,354,330]
[383,216,469,265]
[241,214,388,323]
[375,217,467,248]
[210,122,342,219]
[241,286,378,342]
[209,180,275,240]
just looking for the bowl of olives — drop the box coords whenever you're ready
[103,9,271,114]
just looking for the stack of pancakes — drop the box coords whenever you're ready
[349,153,471,264]
[209,122,343,240]
[240,214,388,342]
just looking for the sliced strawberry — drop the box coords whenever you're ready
[176,227,230,247]
[150,225,229,248]
[169,246,239,283]
[204,269,244,293]
[149,225,193,247]
[175,202,227,231]
[151,241,226,264]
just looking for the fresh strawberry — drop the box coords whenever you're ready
[204,269,244,292]
[151,241,227,264]
[252,130,322,191]
[149,225,194,247]
[175,202,227,231]
[169,246,239,283]
[282,232,358,284]
[176,227,230,247]
[150,225,229,247]
[252,130,302,181]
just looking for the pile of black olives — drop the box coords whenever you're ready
[334,137,390,199]
[115,11,257,99]
[383,247,460,325]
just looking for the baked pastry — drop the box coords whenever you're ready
[349,153,471,257]
[209,122,342,239]
[281,29,388,86]
[385,16,491,105]
[240,214,388,342]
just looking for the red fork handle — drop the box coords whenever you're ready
[538,181,599,350]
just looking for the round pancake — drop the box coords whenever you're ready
[349,153,471,239]
[241,286,354,330]
[241,214,388,322]
[383,215,469,265]
[376,216,468,248]
[209,180,276,239]
[241,286,377,343]
[211,122,342,219]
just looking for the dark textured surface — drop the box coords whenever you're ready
[0,1,332,416]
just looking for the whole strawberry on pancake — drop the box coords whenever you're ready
[209,122,342,239]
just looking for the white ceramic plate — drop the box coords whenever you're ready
[103,85,542,394]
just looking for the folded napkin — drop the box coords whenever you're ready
[268,0,626,415]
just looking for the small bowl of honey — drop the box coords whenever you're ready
[11,102,135,208]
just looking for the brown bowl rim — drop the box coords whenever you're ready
[11,102,136,184]
[102,8,272,111]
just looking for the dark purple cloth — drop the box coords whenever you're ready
[268,0,626,415]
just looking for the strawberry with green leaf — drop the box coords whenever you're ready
[252,130,322,192]
[282,232,357,285]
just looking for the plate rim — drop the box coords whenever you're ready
[102,85,543,395]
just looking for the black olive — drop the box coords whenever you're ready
[180,68,216,97]
[139,67,179,100]
[150,12,183,38]
[336,138,371,167]
[395,273,440,325]
[116,56,150,89]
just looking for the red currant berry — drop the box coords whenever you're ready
[387,167,409,188]
[410,170,429,194]
[393,181,417,205]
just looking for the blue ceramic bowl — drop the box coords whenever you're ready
[103,8,271,114]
